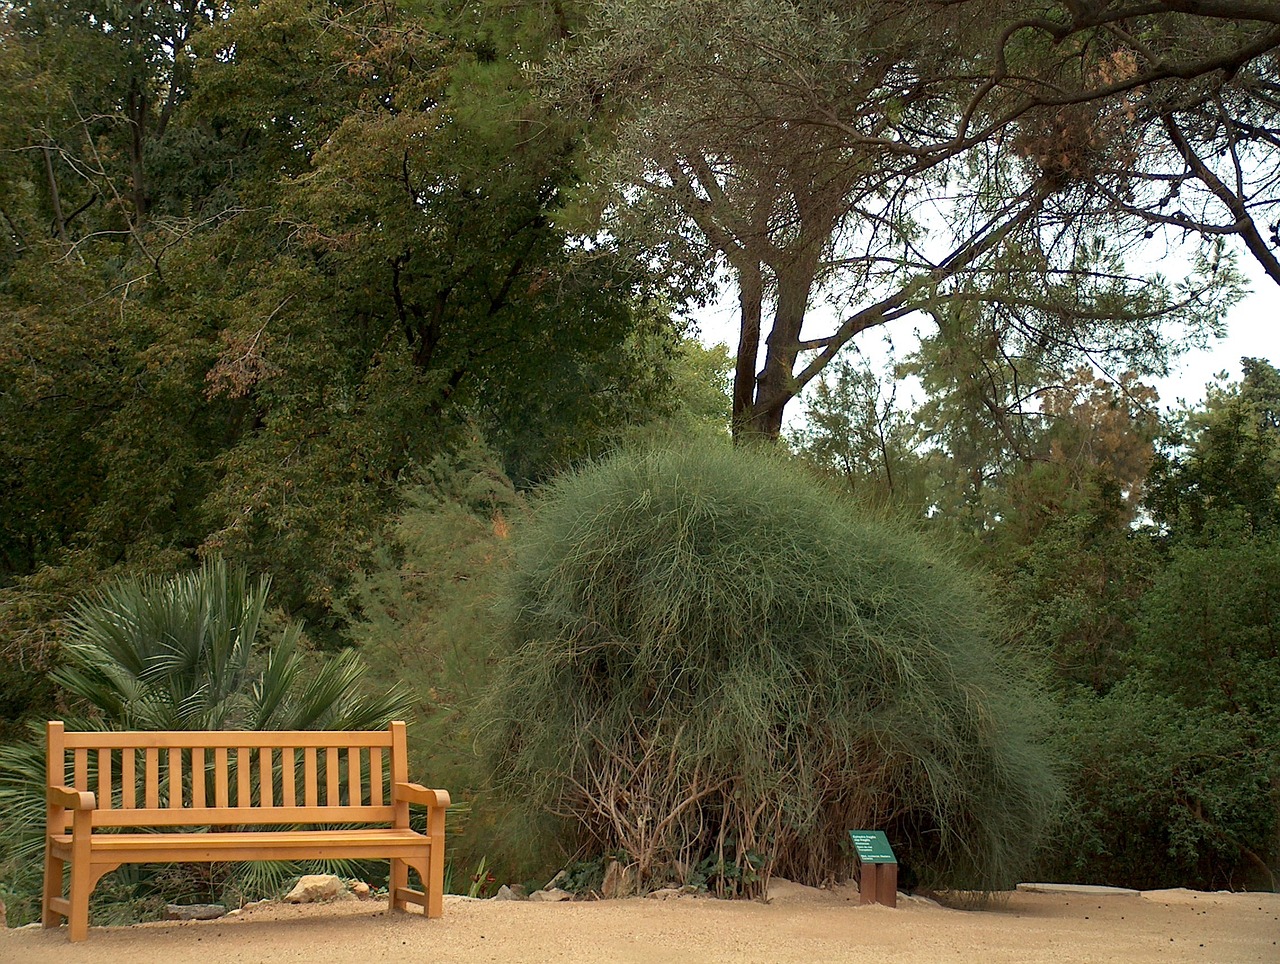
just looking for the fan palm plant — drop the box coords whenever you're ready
[53,557,408,730]
[0,557,412,924]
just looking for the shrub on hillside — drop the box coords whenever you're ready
[479,442,1061,895]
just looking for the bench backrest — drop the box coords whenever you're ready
[47,721,410,830]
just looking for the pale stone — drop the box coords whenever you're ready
[528,888,572,902]
[647,887,682,900]
[492,885,521,901]
[285,874,345,903]
[767,877,825,903]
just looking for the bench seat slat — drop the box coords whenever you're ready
[51,828,430,864]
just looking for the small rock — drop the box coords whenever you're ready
[900,893,941,907]
[647,887,682,900]
[285,874,345,903]
[545,870,568,890]
[528,888,572,902]
[767,877,826,903]
[164,903,228,921]
[492,885,521,901]
[351,881,371,899]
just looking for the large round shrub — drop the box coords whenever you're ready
[481,442,1060,894]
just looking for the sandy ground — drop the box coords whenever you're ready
[3,883,1277,964]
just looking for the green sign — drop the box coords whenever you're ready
[848,830,897,864]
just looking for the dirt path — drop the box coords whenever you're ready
[4,885,1277,964]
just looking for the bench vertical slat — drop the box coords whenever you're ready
[370,747,383,806]
[304,748,318,807]
[282,748,297,807]
[348,747,362,806]
[237,747,251,808]
[73,748,88,791]
[259,747,273,808]
[192,747,206,809]
[168,748,182,808]
[145,748,159,809]
[98,749,112,811]
[121,748,135,809]
[326,747,340,806]
[215,748,229,809]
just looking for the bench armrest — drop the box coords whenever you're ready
[393,782,450,808]
[49,785,96,810]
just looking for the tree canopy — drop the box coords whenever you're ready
[547,0,1271,437]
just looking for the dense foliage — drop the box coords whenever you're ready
[480,443,1061,894]
[0,0,1277,914]
[795,356,1280,891]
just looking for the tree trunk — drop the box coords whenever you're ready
[127,79,149,227]
[42,145,68,243]
[733,264,763,432]
[735,255,821,441]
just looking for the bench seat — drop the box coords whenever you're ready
[49,827,432,864]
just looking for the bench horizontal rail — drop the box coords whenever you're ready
[90,805,399,827]
[61,730,395,750]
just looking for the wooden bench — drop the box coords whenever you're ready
[43,720,449,942]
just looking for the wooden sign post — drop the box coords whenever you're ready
[848,830,898,908]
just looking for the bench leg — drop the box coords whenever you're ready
[389,858,409,913]
[427,851,443,918]
[67,863,91,942]
[42,848,64,928]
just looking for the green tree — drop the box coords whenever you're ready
[791,355,930,511]
[1147,358,1280,535]
[0,0,685,642]
[545,0,1254,438]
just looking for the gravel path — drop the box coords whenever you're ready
[4,883,1277,964]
